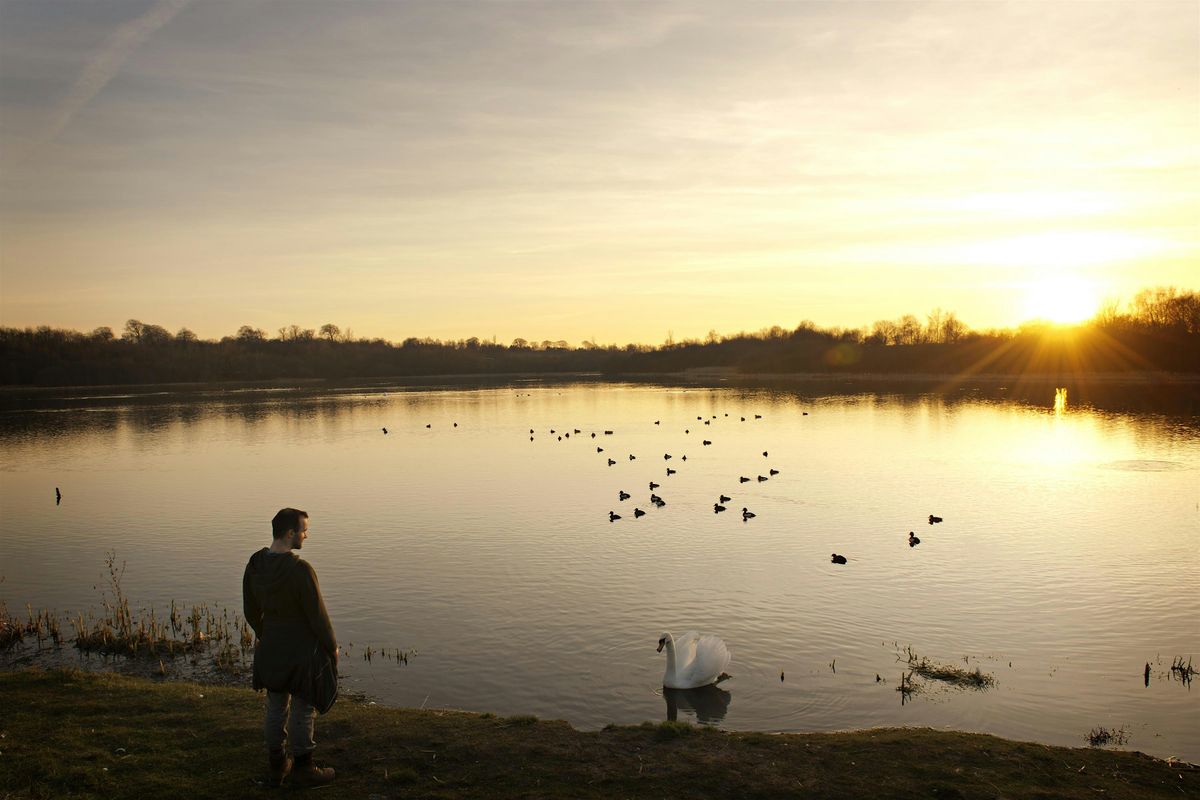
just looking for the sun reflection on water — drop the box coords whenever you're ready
[1054,387,1067,416]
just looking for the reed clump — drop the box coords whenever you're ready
[899,645,995,690]
[1087,726,1129,747]
[8,550,255,677]
[1170,656,1196,685]
[0,603,62,651]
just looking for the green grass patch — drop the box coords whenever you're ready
[0,668,1194,799]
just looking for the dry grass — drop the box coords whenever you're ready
[1088,726,1131,747]
[899,645,996,692]
[1,669,1195,800]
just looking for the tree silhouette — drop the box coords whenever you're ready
[1,288,1196,387]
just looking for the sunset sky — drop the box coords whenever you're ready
[1,0,1196,345]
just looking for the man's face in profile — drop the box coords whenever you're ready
[290,519,309,550]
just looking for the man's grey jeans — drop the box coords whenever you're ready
[265,690,316,755]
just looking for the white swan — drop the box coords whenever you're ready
[657,631,732,689]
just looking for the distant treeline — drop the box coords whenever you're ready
[2,287,1197,387]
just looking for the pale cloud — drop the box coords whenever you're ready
[0,1,1196,342]
[39,0,191,145]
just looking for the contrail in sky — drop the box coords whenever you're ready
[43,0,192,142]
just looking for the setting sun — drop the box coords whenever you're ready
[1022,275,1102,324]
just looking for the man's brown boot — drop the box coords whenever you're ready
[267,749,293,786]
[293,752,335,785]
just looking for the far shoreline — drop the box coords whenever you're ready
[2,368,1198,396]
[2,369,1196,416]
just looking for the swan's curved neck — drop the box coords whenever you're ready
[662,637,677,684]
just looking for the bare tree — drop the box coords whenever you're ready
[319,323,340,342]
[896,314,922,345]
[940,312,967,343]
[1092,297,1123,328]
[869,319,897,345]
[140,324,172,344]
[236,325,266,342]
[925,308,944,344]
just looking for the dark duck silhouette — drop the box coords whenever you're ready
[702,440,712,446]
[634,508,646,518]
[757,475,768,482]
[608,459,616,466]
[742,507,755,520]
[664,454,672,460]
[649,481,660,490]
[629,454,636,461]
[739,476,750,483]
[831,554,847,564]
[769,468,779,476]
[713,504,727,513]
[909,531,920,546]
[609,511,621,522]
[55,487,62,504]
[597,447,604,453]
[619,491,631,501]
[666,467,677,475]
[928,515,943,524]
[718,495,731,503]
[382,427,388,434]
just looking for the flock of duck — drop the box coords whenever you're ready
[526,408,947,690]
[538,412,787,525]
[524,409,946,570]
[383,408,943,691]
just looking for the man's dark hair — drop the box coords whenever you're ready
[272,508,308,540]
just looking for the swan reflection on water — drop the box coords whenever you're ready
[663,685,732,725]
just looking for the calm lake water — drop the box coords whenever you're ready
[1,380,1198,761]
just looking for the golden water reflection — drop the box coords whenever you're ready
[0,382,1197,760]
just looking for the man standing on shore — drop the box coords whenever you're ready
[243,508,339,786]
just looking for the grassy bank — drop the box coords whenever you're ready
[1,669,1194,800]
